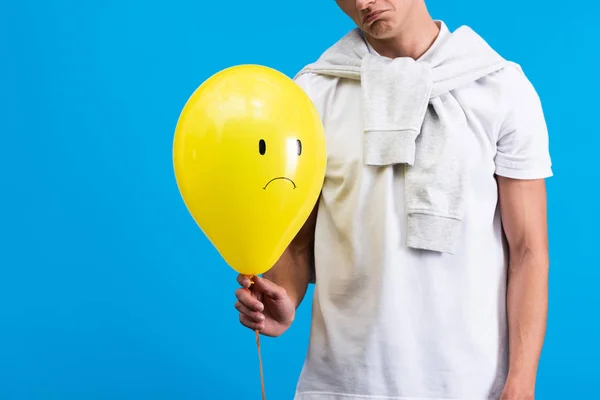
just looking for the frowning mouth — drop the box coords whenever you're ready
[263,177,297,190]
[364,10,385,24]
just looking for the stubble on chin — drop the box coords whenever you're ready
[362,20,395,39]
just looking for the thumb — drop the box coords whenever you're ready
[252,275,287,301]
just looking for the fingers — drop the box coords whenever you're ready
[237,274,287,301]
[235,300,265,324]
[239,313,265,331]
[235,274,267,331]
[237,274,252,289]
[252,275,288,301]
[235,287,263,312]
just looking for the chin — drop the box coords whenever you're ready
[362,21,398,39]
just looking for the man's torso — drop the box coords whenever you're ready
[292,68,521,400]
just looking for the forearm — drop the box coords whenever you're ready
[505,248,549,392]
[263,248,312,309]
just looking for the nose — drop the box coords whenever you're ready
[356,0,375,10]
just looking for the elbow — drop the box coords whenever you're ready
[288,230,315,260]
[508,239,550,272]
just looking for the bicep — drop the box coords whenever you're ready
[497,177,549,261]
[493,67,552,260]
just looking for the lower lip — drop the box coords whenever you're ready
[364,11,384,24]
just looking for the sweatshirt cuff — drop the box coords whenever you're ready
[406,213,462,254]
[363,129,419,166]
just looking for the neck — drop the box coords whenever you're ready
[364,10,440,60]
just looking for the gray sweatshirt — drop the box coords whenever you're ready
[294,25,512,254]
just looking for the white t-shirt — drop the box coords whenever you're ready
[292,23,552,400]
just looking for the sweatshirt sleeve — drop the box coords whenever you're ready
[494,65,553,180]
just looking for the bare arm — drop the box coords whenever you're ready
[497,176,550,398]
[263,201,319,308]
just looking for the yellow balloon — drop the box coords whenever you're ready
[173,65,327,277]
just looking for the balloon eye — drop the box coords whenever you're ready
[297,139,302,156]
[259,139,266,155]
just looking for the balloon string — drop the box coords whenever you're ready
[246,275,266,400]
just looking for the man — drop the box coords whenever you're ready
[235,0,551,399]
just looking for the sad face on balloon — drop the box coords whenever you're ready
[259,137,301,190]
[173,65,327,276]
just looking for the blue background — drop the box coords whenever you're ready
[1,0,597,399]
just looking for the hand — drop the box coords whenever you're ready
[234,274,295,337]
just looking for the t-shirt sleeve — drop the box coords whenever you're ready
[293,72,321,103]
[494,66,553,179]
[293,71,310,87]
